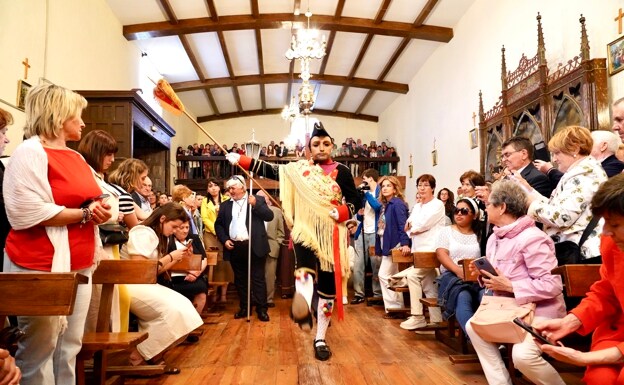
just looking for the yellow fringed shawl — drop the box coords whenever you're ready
[279,160,350,277]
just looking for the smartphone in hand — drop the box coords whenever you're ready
[474,257,498,276]
[513,317,554,345]
[80,194,111,208]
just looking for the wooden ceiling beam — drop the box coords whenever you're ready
[250,0,259,18]
[332,31,374,112]
[414,0,439,27]
[318,0,344,76]
[374,0,393,24]
[179,35,205,81]
[286,61,295,103]
[355,90,375,114]
[171,73,408,93]
[204,89,220,115]
[334,0,346,20]
[215,31,243,112]
[123,14,453,43]
[205,0,218,22]
[197,108,378,123]
[254,28,266,110]
[157,0,178,24]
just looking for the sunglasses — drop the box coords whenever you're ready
[453,207,471,216]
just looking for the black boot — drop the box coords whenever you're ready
[313,339,332,361]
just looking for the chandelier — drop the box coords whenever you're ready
[298,81,315,115]
[284,12,326,62]
[281,96,300,121]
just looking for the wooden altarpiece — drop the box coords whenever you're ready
[478,14,609,180]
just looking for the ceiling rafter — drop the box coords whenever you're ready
[318,0,346,76]
[197,108,378,123]
[286,61,295,103]
[205,0,218,22]
[355,1,436,115]
[250,0,265,111]
[250,0,259,18]
[156,0,220,115]
[171,74,408,93]
[123,14,453,43]
[216,30,243,112]
[333,0,392,112]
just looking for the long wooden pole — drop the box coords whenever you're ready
[151,78,282,209]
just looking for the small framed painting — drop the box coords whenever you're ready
[432,149,438,166]
[469,129,478,149]
[17,80,32,110]
[607,35,624,76]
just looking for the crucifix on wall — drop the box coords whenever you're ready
[616,8,624,34]
[22,58,31,80]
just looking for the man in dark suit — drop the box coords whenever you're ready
[276,141,288,157]
[500,136,553,197]
[215,175,274,322]
[590,130,624,177]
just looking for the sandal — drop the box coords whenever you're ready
[313,339,332,361]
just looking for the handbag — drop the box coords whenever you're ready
[99,224,129,246]
[470,295,536,343]
[554,216,600,265]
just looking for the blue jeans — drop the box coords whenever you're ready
[353,232,381,298]
[455,288,483,334]
[4,255,93,385]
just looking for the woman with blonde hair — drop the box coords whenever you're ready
[510,126,607,264]
[3,83,112,385]
[108,158,151,221]
[375,175,411,317]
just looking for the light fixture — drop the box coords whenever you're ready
[298,81,315,115]
[284,14,326,62]
[281,96,300,121]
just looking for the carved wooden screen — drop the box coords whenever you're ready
[478,14,609,181]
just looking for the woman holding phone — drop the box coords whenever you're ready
[465,180,565,385]
[124,203,203,373]
[3,84,112,385]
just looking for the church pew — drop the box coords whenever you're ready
[77,259,163,385]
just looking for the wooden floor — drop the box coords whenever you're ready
[123,297,584,385]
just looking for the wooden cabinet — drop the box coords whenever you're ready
[75,90,176,193]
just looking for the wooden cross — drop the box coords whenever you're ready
[472,112,477,127]
[616,8,624,34]
[22,58,31,80]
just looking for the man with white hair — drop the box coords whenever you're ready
[590,130,624,177]
[612,97,624,142]
[132,176,153,214]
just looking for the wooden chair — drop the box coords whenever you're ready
[552,264,601,297]
[77,259,163,385]
[204,249,229,314]
[386,249,414,314]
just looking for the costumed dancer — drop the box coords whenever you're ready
[226,122,360,361]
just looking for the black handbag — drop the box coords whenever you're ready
[99,224,129,246]
[554,216,600,265]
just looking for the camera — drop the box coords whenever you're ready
[357,181,370,192]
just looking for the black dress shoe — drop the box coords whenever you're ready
[257,311,270,322]
[313,339,332,361]
[234,309,248,319]
[350,296,365,305]
[267,302,276,308]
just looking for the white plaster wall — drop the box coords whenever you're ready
[0,0,142,155]
[380,0,624,207]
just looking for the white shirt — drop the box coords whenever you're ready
[406,198,446,252]
[229,194,249,241]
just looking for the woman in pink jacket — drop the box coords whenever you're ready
[535,174,624,384]
[465,180,566,385]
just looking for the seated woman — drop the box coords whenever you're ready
[535,174,624,384]
[375,176,410,317]
[435,198,483,334]
[400,174,446,330]
[125,203,203,372]
[163,217,208,314]
[465,180,566,385]
[510,126,607,264]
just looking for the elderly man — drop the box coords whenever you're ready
[500,136,553,197]
[591,130,624,177]
[214,175,274,322]
[132,176,152,214]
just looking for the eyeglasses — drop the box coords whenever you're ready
[417,183,431,188]
[501,150,520,159]
[453,207,471,216]
[347,226,355,230]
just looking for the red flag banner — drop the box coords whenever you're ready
[153,78,185,115]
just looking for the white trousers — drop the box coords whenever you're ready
[465,315,565,385]
[406,267,442,322]
[378,255,403,311]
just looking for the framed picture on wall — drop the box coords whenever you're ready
[607,35,624,76]
[16,80,32,110]
[469,129,478,149]
[431,149,438,166]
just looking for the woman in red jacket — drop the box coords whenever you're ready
[535,173,624,384]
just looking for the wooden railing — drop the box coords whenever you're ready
[175,155,400,191]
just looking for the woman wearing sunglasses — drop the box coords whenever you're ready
[435,198,484,334]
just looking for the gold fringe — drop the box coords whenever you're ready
[279,161,350,278]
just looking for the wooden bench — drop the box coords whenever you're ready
[552,264,601,297]
[387,251,440,315]
[77,259,163,385]
[203,249,229,315]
